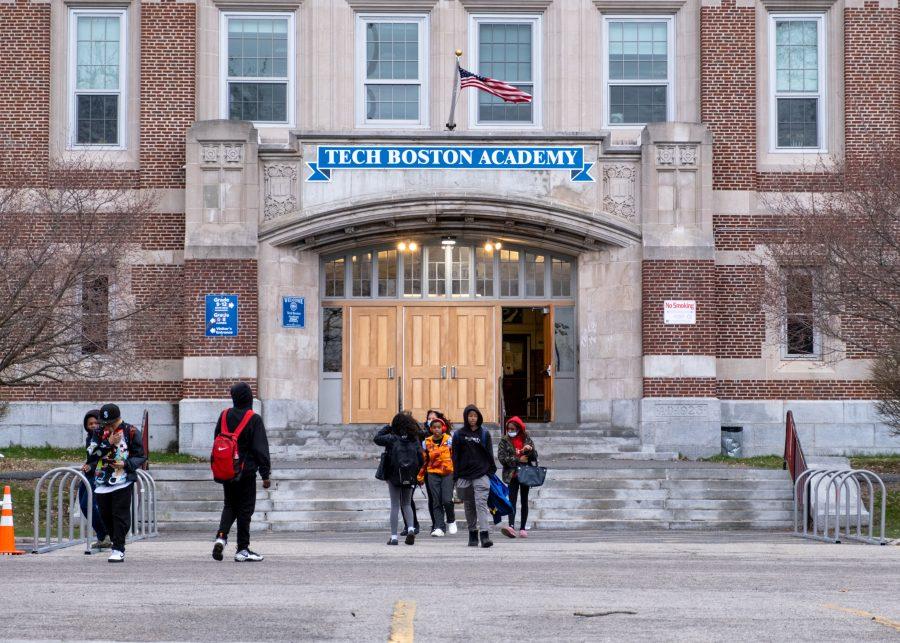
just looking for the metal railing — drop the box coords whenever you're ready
[32,466,158,554]
[498,375,506,426]
[783,410,807,483]
[793,468,888,545]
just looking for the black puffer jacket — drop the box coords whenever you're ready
[451,405,497,480]
[374,426,424,486]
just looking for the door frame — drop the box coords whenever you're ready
[338,299,575,424]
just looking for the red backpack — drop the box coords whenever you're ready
[210,409,254,483]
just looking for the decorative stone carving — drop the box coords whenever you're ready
[200,145,219,164]
[656,145,677,166]
[601,163,637,222]
[263,163,298,221]
[223,144,243,164]
[678,145,697,166]
[654,402,707,417]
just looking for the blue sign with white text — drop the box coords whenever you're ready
[205,294,238,337]
[282,297,306,329]
[307,145,593,183]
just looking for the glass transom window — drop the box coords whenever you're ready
[603,17,673,127]
[322,241,574,300]
[770,15,824,150]
[223,13,292,125]
[471,16,540,126]
[357,15,427,125]
[70,9,126,147]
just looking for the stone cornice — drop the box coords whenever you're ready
[212,0,302,8]
[593,0,688,12]
[758,0,838,10]
[459,0,553,12]
[345,0,438,11]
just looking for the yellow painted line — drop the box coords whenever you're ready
[388,600,416,643]
[822,603,900,633]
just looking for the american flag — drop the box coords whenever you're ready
[458,66,532,104]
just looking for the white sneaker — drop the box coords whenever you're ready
[431,529,445,537]
[107,549,125,563]
[448,522,458,535]
[234,549,263,562]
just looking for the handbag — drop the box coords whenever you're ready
[516,462,547,487]
[375,452,387,481]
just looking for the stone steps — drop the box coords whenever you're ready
[154,461,796,533]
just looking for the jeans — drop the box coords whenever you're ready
[427,474,456,531]
[508,477,530,530]
[388,483,414,536]
[217,474,257,552]
[96,485,132,553]
[456,475,491,531]
[78,480,108,541]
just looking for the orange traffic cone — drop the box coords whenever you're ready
[0,484,25,555]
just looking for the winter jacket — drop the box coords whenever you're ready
[214,408,271,480]
[374,426,424,486]
[85,422,147,484]
[81,410,102,480]
[420,433,454,478]
[497,417,538,484]
[451,405,497,480]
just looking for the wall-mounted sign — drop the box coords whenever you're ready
[205,294,238,337]
[663,300,696,325]
[307,145,594,183]
[282,296,305,329]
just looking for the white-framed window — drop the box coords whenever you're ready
[220,12,294,126]
[68,8,127,149]
[783,269,820,359]
[468,14,541,127]
[355,14,428,127]
[601,16,674,128]
[769,14,826,152]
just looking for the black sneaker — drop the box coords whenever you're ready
[212,537,226,561]
[468,530,479,547]
[387,537,399,546]
[479,530,493,548]
[405,529,416,546]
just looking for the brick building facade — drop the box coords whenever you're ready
[1,0,897,457]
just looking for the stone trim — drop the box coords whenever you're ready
[644,355,717,378]
[593,0,687,12]
[460,0,553,11]
[345,0,437,9]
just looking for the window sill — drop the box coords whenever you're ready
[54,146,139,171]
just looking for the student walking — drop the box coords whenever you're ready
[85,404,146,563]
[211,382,271,563]
[452,405,497,548]
[78,409,110,549]
[420,416,455,537]
[497,416,538,538]
[374,413,424,546]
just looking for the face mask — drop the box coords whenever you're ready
[507,431,518,437]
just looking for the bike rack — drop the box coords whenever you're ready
[793,468,888,545]
[32,466,158,554]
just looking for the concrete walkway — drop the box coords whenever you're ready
[4,531,899,641]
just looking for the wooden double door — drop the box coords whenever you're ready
[349,305,496,424]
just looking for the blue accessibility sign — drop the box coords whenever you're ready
[281,296,305,329]
[306,145,593,183]
[205,294,238,337]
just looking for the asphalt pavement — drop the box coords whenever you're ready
[2,530,898,642]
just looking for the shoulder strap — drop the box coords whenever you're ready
[231,409,255,442]
[218,410,231,436]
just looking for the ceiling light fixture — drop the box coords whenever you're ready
[441,236,457,247]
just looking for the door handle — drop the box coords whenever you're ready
[388,366,395,380]
[544,365,552,377]
[441,365,447,380]
[451,365,458,379]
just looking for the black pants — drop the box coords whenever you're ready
[217,474,257,552]
[96,485,133,553]
[508,477,530,530]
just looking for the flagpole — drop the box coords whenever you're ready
[445,49,462,131]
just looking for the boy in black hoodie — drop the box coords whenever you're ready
[451,404,497,548]
[78,409,110,549]
[212,382,271,562]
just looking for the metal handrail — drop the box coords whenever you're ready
[783,410,808,483]
[498,375,506,426]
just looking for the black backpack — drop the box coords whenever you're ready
[390,437,420,486]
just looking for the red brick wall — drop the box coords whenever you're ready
[0,1,50,185]
[0,381,181,402]
[139,0,196,189]
[715,265,764,359]
[183,260,258,357]
[844,2,900,167]
[700,0,756,191]
[642,260,716,355]
[182,378,259,399]
[132,264,184,360]
[137,212,186,251]
[717,379,878,400]
[643,378,717,398]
